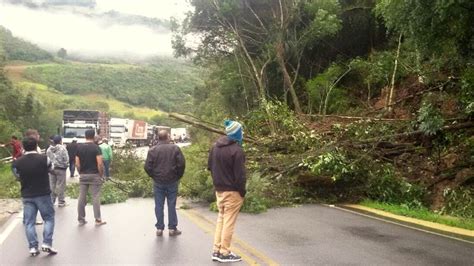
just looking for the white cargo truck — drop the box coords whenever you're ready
[110,118,148,147]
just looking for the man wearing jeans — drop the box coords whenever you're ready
[76,129,106,226]
[208,120,246,263]
[145,130,185,237]
[13,137,58,256]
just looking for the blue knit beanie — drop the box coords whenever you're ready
[224,119,243,145]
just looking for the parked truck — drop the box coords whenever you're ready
[62,110,109,144]
[171,128,189,143]
[109,118,148,147]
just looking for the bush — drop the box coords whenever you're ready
[417,98,444,136]
[66,182,128,205]
[460,67,474,116]
[366,165,427,209]
[180,144,215,202]
[440,187,474,219]
[112,147,152,198]
[0,163,20,198]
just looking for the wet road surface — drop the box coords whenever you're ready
[1,198,473,265]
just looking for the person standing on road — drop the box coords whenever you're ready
[99,138,113,180]
[144,130,185,237]
[76,129,106,226]
[13,137,58,256]
[24,129,46,225]
[208,120,246,263]
[46,135,69,207]
[66,137,79,178]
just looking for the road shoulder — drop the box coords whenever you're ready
[339,204,474,242]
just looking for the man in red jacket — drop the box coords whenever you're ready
[0,135,23,160]
[208,120,246,263]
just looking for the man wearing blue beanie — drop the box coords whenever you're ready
[208,119,246,263]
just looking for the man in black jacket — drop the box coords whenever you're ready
[208,120,246,263]
[13,137,58,256]
[145,130,185,237]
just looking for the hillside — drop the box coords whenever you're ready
[23,60,201,112]
[0,26,52,62]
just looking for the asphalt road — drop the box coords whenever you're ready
[0,198,473,265]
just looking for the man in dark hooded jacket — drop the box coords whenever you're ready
[208,120,246,263]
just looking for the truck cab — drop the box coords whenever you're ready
[62,110,109,144]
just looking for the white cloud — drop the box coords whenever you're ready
[0,1,191,58]
[95,0,190,20]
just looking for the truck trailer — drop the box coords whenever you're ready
[110,118,148,147]
[62,110,109,144]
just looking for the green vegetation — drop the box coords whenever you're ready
[23,61,202,112]
[0,163,20,198]
[360,200,474,231]
[169,0,474,222]
[0,26,52,62]
[66,182,129,205]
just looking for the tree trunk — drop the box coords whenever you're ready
[367,82,371,106]
[276,42,302,114]
[387,33,402,113]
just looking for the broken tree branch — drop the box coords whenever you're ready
[168,113,258,144]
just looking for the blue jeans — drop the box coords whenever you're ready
[154,181,179,230]
[69,161,76,177]
[103,160,111,178]
[23,194,55,248]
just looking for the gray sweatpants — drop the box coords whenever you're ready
[49,169,67,204]
[78,174,103,222]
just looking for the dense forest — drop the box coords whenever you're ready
[174,0,473,219]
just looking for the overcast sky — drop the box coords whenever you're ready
[0,0,191,58]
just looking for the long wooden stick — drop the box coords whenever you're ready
[304,114,410,121]
[168,113,258,144]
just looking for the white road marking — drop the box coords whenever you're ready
[0,213,22,246]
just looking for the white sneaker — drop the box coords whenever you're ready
[41,244,58,255]
[29,247,40,257]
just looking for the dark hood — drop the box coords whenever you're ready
[216,136,236,147]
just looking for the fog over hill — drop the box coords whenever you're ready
[0,0,191,59]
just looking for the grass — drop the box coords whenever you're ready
[360,200,474,230]
[15,81,163,120]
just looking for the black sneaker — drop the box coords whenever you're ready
[218,252,242,263]
[211,251,220,261]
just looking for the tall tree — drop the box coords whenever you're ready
[173,0,342,116]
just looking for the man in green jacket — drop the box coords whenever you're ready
[99,138,113,180]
